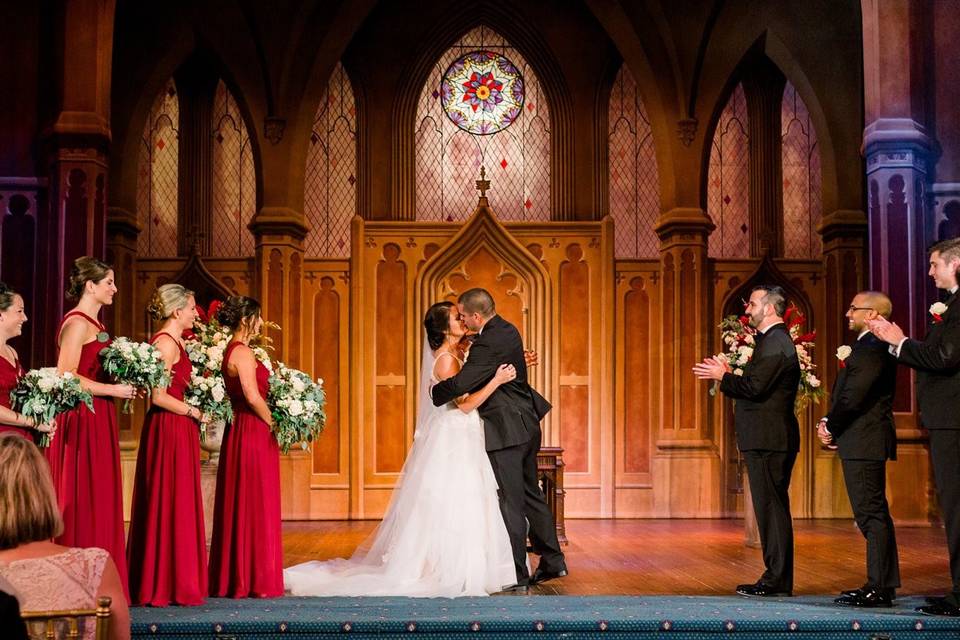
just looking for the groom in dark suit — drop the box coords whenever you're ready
[431,288,567,591]
[818,291,899,607]
[694,284,801,597]
[870,238,960,617]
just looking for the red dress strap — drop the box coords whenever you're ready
[58,310,106,335]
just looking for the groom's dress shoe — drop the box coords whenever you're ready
[530,566,568,585]
[917,601,960,617]
[496,583,529,595]
[735,582,792,598]
[834,588,893,608]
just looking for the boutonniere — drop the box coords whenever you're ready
[836,345,852,368]
[930,302,948,324]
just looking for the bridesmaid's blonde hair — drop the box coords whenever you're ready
[0,434,63,549]
[147,284,195,321]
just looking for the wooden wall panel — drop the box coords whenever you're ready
[559,244,589,473]
[312,277,341,475]
[623,276,651,475]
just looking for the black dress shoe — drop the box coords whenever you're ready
[530,566,568,585]
[840,586,864,598]
[496,583,529,595]
[834,588,893,608]
[917,601,960,617]
[735,582,792,597]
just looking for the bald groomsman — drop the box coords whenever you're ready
[819,291,899,607]
[870,238,960,617]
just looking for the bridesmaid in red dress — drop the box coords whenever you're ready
[47,257,137,599]
[0,283,55,440]
[126,284,208,606]
[208,295,283,598]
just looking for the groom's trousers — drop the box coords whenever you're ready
[487,431,566,585]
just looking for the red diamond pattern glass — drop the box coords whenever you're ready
[781,82,822,259]
[305,62,357,257]
[415,26,550,222]
[211,80,256,257]
[137,78,179,257]
[608,63,661,258]
[707,83,750,258]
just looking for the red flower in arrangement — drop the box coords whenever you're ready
[461,71,504,113]
[195,306,207,323]
[933,314,943,324]
[182,328,197,341]
[206,300,223,321]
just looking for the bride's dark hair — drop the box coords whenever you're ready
[423,302,454,350]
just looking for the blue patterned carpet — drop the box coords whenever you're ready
[131,595,960,638]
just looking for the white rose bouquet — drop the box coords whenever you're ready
[185,313,233,440]
[266,363,326,454]
[100,337,170,413]
[11,368,94,447]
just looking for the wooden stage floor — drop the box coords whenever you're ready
[282,518,952,597]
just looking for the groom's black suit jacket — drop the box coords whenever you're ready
[899,291,960,430]
[719,323,801,452]
[825,333,897,461]
[431,314,550,451]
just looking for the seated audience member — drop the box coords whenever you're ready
[0,576,28,640]
[0,433,130,640]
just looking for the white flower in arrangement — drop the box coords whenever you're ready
[291,377,306,394]
[733,368,744,376]
[836,345,852,361]
[808,375,821,388]
[930,302,948,316]
[100,338,170,413]
[737,345,754,359]
[288,399,304,416]
[316,378,324,386]
[12,367,94,447]
[211,381,225,403]
[37,375,56,393]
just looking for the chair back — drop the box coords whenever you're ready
[20,596,112,640]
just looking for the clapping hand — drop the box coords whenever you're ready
[692,355,731,381]
[866,316,906,346]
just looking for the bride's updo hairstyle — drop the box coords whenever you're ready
[66,256,112,300]
[216,295,261,332]
[147,284,195,321]
[423,302,454,350]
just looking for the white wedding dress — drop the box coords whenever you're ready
[283,349,518,597]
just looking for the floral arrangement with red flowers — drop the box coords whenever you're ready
[711,304,824,411]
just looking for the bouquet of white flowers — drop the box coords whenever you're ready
[266,363,326,454]
[100,337,170,413]
[11,368,94,447]
[185,316,233,440]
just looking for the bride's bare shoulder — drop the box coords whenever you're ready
[432,350,461,381]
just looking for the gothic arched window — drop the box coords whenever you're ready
[608,63,660,258]
[415,26,550,222]
[137,78,179,257]
[707,83,750,259]
[211,80,256,257]
[304,62,357,258]
[781,82,822,258]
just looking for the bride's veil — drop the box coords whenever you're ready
[345,332,439,564]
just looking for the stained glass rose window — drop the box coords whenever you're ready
[440,50,524,135]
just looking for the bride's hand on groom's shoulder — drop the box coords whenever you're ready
[494,364,517,384]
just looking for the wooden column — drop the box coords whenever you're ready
[652,208,721,517]
[174,64,218,256]
[743,59,787,257]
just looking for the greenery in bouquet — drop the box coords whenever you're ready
[11,368,94,447]
[100,337,171,413]
[711,304,824,411]
[266,363,326,454]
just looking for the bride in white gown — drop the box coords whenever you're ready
[284,301,520,597]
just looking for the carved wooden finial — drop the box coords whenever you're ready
[475,165,490,198]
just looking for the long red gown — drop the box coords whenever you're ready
[208,341,283,598]
[126,333,207,606]
[0,352,30,439]
[44,310,129,600]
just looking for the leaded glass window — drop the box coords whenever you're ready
[137,78,179,257]
[781,82,822,258]
[415,26,550,222]
[608,63,660,258]
[707,83,750,259]
[305,63,356,258]
[211,80,256,257]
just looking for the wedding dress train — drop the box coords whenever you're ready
[284,354,518,597]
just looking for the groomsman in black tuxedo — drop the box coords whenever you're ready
[818,291,899,607]
[870,238,960,617]
[694,285,801,597]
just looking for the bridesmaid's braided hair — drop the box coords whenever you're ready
[0,282,17,312]
[147,284,195,321]
[216,295,261,331]
[423,302,454,350]
[66,256,112,300]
